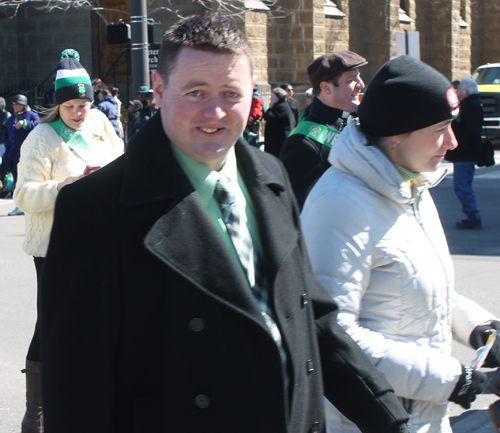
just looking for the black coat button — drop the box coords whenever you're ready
[189,318,205,332]
[307,359,314,373]
[310,422,320,433]
[194,394,210,408]
[301,293,308,307]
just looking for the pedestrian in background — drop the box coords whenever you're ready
[39,15,409,433]
[0,96,11,147]
[125,99,142,147]
[243,84,264,147]
[280,82,300,124]
[91,77,104,107]
[96,88,121,137]
[2,94,39,216]
[14,49,123,433]
[263,87,295,158]
[135,89,158,131]
[301,56,500,433]
[0,97,10,183]
[445,77,484,230]
[280,51,367,209]
[110,86,124,139]
[298,87,313,123]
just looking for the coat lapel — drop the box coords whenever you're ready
[121,114,265,324]
[234,142,300,285]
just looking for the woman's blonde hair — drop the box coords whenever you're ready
[38,105,60,124]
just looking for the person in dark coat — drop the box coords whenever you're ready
[281,82,300,124]
[40,14,409,433]
[125,99,143,147]
[135,90,159,131]
[1,94,39,197]
[0,96,11,143]
[445,77,484,230]
[280,51,367,209]
[96,88,121,137]
[263,87,296,158]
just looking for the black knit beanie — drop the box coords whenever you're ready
[54,49,94,105]
[358,55,459,137]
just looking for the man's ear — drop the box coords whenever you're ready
[319,81,332,95]
[152,70,164,105]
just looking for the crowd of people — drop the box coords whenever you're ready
[1,12,498,433]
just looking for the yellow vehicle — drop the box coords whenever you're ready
[472,63,500,138]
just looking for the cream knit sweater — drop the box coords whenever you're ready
[14,109,124,257]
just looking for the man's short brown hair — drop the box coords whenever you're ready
[158,14,255,85]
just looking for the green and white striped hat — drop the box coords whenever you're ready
[54,49,94,105]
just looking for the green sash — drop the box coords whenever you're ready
[288,121,341,148]
[48,118,106,166]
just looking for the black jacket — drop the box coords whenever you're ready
[288,97,300,125]
[263,100,296,158]
[41,113,408,433]
[446,93,484,162]
[280,97,347,210]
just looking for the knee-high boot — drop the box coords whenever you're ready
[21,360,44,433]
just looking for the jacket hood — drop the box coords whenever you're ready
[327,121,445,204]
[102,94,117,105]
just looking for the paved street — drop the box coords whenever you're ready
[1,154,500,432]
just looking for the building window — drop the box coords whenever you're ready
[399,0,413,23]
[459,0,468,27]
[245,0,271,10]
[325,0,346,18]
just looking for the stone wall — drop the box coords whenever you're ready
[471,1,500,72]
[324,0,349,54]
[0,4,93,94]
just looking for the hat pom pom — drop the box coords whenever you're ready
[61,49,80,62]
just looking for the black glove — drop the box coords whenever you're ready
[448,365,486,409]
[470,324,500,368]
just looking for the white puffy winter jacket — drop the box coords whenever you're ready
[301,121,496,433]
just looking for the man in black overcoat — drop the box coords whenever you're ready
[41,14,408,433]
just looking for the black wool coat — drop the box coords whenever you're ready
[280,97,346,210]
[446,93,484,162]
[264,100,296,158]
[41,113,408,433]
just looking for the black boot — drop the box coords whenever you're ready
[21,360,43,433]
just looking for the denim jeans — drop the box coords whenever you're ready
[453,161,481,221]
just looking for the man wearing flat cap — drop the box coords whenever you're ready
[280,51,367,209]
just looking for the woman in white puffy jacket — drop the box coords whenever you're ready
[13,50,123,433]
[301,56,500,433]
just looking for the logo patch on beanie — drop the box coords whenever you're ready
[78,84,86,96]
[447,88,460,115]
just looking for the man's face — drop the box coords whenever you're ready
[153,48,255,171]
[324,68,365,112]
[287,85,293,98]
[456,82,469,101]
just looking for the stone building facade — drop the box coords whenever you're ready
[0,0,498,106]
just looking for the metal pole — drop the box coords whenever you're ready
[130,0,149,97]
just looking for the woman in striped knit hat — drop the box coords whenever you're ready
[14,49,124,433]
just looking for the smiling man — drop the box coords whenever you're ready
[280,51,367,209]
[40,15,408,433]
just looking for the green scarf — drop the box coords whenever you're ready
[48,117,106,166]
